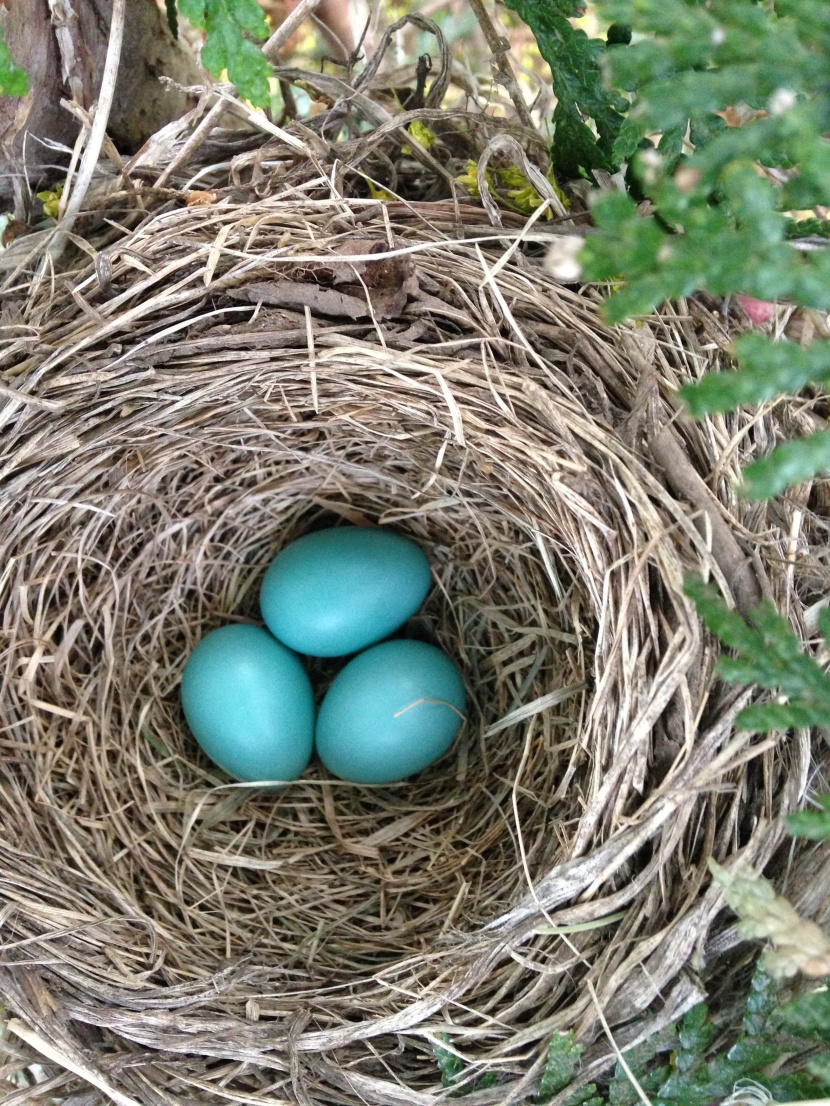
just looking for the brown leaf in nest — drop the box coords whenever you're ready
[1,218,28,249]
[329,238,418,292]
[228,280,373,320]
[185,191,217,207]
[238,238,419,319]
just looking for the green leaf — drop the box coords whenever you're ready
[787,796,830,841]
[179,0,271,106]
[608,1029,674,1106]
[0,26,29,97]
[501,0,629,177]
[742,966,779,1038]
[681,335,830,418]
[734,700,827,733]
[538,1031,584,1101]
[777,988,830,1042]
[565,1085,603,1106]
[740,428,830,500]
[685,575,830,737]
[682,577,760,655]
[432,1035,464,1088]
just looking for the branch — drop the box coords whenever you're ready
[45,0,126,265]
[466,0,535,133]
[263,0,323,61]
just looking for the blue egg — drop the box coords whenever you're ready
[315,639,466,784]
[181,624,315,783]
[260,526,431,658]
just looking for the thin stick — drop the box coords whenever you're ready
[264,0,324,60]
[466,0,536,132]
[155,97,229,189]
[41,0,125,271]
[586,981,655,1106]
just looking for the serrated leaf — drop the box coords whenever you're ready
[739,428,830,500]
[502,0,629,177]
[183,0,271,107]
[742,965,778,1037]
[682,577,760,655]
[734,700,824,733]
[686,574,830,737]
[538,1031,584,1101]
[612,115,648,164]
[567,1086,603,1106]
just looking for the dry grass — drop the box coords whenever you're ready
[0,30,826,1106]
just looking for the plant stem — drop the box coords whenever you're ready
[466,0,535,133]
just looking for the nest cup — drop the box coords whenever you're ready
[0,196,816,1104]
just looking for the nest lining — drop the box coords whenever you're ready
[0,195,819,1105]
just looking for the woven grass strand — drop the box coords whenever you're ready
[0,194,823,1105]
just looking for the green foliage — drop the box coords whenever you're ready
[778,986,830,1043]
[0,26,28,97]
[432,1035,464,1088]
[500,0,629,177]
[787,796,830,842]
[431,1035,499,1097]
[650,967,811,1105]
[683,330,830,489]
[538,1031,584,1100]
[683,577,830,733]
[607,1030,674,1106]
[681,335,830,419]
[603,967,826,1106]
[565,1085,603,1106]
[179,0,271,106]
[433,968,829,1103]
[740,429,830,501]
[564,0,830,498]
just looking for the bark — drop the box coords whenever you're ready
[0,0,202,207]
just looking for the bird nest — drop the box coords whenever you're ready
[0,185,820,1105]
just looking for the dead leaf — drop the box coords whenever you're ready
[1,218,29,249]
[329,238,418,292]
[228,281,372,320]
[231,238,419,319]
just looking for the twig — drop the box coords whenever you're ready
[466,0,536,133]
[263,0,323,60]
[154,97,229,189]
[43,0,126,266]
